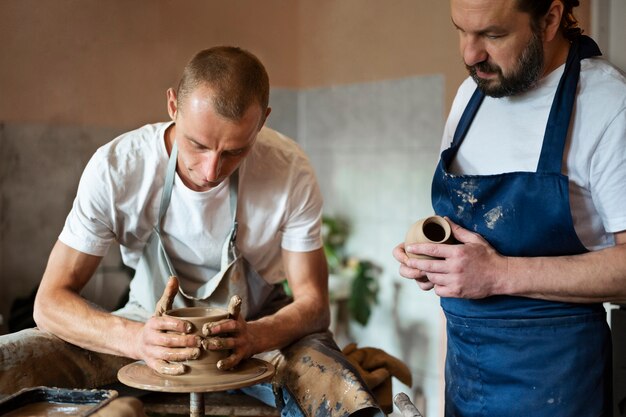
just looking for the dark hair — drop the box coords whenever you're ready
[177,46,269,121]
[517,0,582,41]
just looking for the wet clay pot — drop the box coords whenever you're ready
[405,215,455,260]
[164,306,229,377]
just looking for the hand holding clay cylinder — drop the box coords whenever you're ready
[404,215,456,260]
[164,306,230,377]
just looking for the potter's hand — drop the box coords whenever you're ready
[406,218,508,299]
[201,297,253,370]
[155,276,178,316]
[136,276,201,375]
[392,243,434,291]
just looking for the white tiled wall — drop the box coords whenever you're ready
[269,75,446,416]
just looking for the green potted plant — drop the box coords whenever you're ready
[322,216,380,326]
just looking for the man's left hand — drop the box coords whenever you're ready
[201,313,256,370]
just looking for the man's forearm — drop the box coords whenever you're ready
[34,287,141,358]
[503,243,626,303]
[247,297,330,354]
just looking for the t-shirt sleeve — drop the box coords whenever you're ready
[589,105,626,234]
[280,154,324,252]
[58,148,116,256]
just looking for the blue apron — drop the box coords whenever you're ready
[431,36,612,417]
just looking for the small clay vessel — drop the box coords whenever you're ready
[164,306,229,377]
[404,215,455,260]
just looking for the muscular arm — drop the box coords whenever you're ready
[33,240,200,369]
[398,222,626,303]
[247,247,330,352]
[33,240,139,356]
[209,247,330,369]
[504,231,626,303]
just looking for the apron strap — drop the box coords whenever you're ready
[156,136,240,273]
[438,81,485,171]
[439,87,485,170]
[157,140,179,232]
[223,169,240,269]
[451,88,485,149]
[536,35,602,174]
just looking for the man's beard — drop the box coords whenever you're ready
[467,32,544,98]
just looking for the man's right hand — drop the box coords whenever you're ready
[135,276,201,375]
[392,243,435,291]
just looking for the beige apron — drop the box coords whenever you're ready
[128,141,282,319]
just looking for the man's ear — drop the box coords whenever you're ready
[543,0,564,42]
[259,107,272,129]
[166,88,178,121]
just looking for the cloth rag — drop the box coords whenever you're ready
[342,343,413,414]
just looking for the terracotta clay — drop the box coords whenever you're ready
[404,215,455,260]
[164,307,230,377]
[118,304,274,393]
[117,358,275,392]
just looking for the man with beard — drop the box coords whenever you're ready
[393,0,626,416]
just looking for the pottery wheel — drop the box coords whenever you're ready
[117,358,275,393]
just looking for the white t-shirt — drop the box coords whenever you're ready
[442,57,626,251]
[60,122,323,285]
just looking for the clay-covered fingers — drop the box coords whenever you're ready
[203,315,251,370]
[200,335,243,370]
[152,359,185,375]
[201,336,236,351]
[227,295,242,320]
[141,337,200,375]
[201,318,238,337]
[155,276,179,317]
[142,343,200,375]
[145,314,195,336]
[144,318,199,349]
[201,320,221,337]
[138,316,201,374]
[216,349,246,370]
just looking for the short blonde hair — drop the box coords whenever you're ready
[177,46,269,121]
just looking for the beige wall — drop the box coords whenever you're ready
[0,1,592,128]
[0,0,299,127]
[0,0,463,128]
[296,1,464,108]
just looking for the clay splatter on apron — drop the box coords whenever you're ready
[483,206,503,230]
[456,180,479,205]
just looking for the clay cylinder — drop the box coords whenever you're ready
[164,306,229,376]
[404,215,454,259]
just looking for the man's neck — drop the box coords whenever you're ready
[542,32,571,77]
